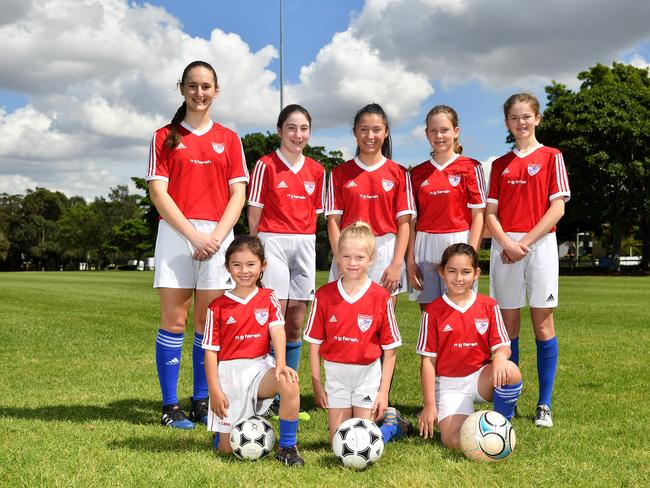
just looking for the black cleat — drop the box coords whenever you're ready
[275,446,305,467]
[161,404,195,430]
[189,397,209,425]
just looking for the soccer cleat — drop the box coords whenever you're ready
[382,407,413,438]
[275,446,305,467]
[189,397,209,425]
[161,405,195,430]
[534,404,553,428]
[297,411,311,422]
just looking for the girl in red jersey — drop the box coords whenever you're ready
[486,93,570,428]
[146,61,248,429]
[304,222,410,444]
[248,104,325,387]
[407,105,487,310]
[417,243,522,450]
[203,235,304,467]
[325,103,416,299]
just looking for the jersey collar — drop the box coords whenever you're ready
[225,287,259,305]
[513,143,543,159]
[337,277,372,304]
[429,153,460,171]
[442,290,477,313]
[275,148,305,174]
[353,156,387,172]
[180,119,214,136]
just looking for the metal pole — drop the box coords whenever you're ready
[280,0,284,110]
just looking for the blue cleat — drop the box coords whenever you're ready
[161,405,195,430]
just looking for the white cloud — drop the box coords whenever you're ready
[629,54,649,70]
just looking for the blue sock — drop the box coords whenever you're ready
[494,381,523,420]
[155,329,184,407]
[212,433,220,449]
[380,423,398,445]
[192,333,208,400]
[510,337,520,366]
[285,341,302,372]
[536,336,558,408]
[279,418,298,448]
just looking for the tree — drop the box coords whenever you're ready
[538,62,650,269]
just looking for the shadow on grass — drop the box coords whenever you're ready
[108,434,209,453]
[0,398,162,424]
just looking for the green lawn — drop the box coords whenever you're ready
[1,272,649,487]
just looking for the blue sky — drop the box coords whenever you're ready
[0,0,648,198]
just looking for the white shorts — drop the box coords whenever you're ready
[435,365,488,422]
[490,232,559,309]
[206,355,276,434]
[153,219,234,290]
[329,233,407,296]
[324,359,381,409]
[409,230,474,303]
[258,232,316,301]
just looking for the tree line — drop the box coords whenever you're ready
[0,63,648,271]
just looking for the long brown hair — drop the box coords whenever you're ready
[353,103,392,160]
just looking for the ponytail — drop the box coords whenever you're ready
[164,102,187,149]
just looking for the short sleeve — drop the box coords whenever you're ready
[303,295,325,344]
[380,298,402,350]
[395,167,417,219]
[548,151,571,202]
[202,307,221,351]
[268,290,285,328]
[487,161,501,205]
[324,169,343,216]
[226,132,249,186]
[416,310,437,357]
[314,165,326,214]
[145,131,170,182]
[488,303,510,352]
[466,162,487,209]
[248,159,267,207]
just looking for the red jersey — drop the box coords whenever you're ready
[416,292,510,377]
[410,155,486,233]
[487,145,570,233]
[202,288,284,361]
[146,120,249,221]
[248,150,325,234]
[303,279,401,365]
[325,157,416,236]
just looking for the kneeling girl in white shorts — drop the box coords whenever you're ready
[202,236,305,467]
[304,222,408,445]
[417,244,522,450]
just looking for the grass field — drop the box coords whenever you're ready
[1,271,649,487]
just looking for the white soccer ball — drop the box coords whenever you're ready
[460,410,516,462]
[229,416,275,460]
[332,417,384,470]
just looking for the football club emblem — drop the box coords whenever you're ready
[448,175,461,187]
[474,318,489,335]
[382,179,394,191]
[527,163,541,176]
[357,314,373,332]
[212,142,225,154]
[304,181,315,195]
[254,308,269,326]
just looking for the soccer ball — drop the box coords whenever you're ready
[332,417,384,470]
[229,416,275,460]
[459,410,516,462]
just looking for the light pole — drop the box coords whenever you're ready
[280,0,284,111]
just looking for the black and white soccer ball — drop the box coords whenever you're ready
[332,417,384,470]
[229,416,275,460]
[459,410,516,462]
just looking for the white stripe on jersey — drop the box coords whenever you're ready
[385,298,401,343]
[416,311,429,353]
[405,171,416,215]
[249,160,267,204]
[303,296,319,339]
[269,291,285,324]
[555,153,570,194]
[325,173,337,215]
[147,134,157,177]
[202,309,218,350]
[317,172,327,213]
[493,304,510,344]
[475,164,487,204]
[236,135,249,180]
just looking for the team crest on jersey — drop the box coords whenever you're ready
[254,308,269,326]
[527,163,541,176]
[212,142,225,154]
[357,314,373,332]
[474,318,489,335]
[382,179,394,191]
[448,175,461,187]
[304,181,315,195]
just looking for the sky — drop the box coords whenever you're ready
[0,0,649,200]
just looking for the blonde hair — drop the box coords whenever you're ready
[338,221,376,259]
[503,92,540,118]
[425,105,463,154]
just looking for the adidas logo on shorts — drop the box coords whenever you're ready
[362,395,372,403]
[226,316,237,324]
[546,294,555,302]
[226,277,232,285]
